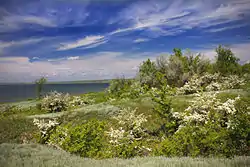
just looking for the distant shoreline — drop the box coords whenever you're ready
[0,79,112,85]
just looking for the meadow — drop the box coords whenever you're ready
[0,46,249,167]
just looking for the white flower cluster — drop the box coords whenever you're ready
[221,75,245,89]
[176,75,203,95]
[33,118,59,138]
[41,91,70,113]
[68,96,85,107]
[175,92,241,130]
[176,73,245,95]
[205,82,221,91]
[106,127,125,145]
[106,107,147,145]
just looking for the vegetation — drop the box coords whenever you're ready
[35,77,47,99]
[0,45,250,166]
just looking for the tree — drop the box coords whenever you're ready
[138,58,158,88]
[214,45,240,75]
[35,77,47,99]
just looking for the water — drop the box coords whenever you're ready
[0,83,109,103]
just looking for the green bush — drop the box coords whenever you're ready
[155,94,250,157]
[107,77,133,98]
[49,119,106,158]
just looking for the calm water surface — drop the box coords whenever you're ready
[0,83,109,103]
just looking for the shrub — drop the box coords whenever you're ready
[107,77,132,98]
[41,91,70,113]
[33,118,59,144]
[105,107,153,158]
[221,75,245,89]
[150,85,178,135]
[49,119,106,158]
[156,92,250,157]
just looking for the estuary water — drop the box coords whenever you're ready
[0,83,109,103]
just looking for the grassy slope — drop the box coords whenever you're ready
[0,89,249,166]
[0,144,249,167]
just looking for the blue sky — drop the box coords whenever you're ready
[0,0,250,83]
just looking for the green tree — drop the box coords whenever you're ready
[138,58,158,88]
[214,45,241,75]
[35,77,47,99]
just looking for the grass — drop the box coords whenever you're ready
[0,144,249,167]
[0,117,37,144]
[0,88,249,166]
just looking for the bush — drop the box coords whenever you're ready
[150,85,178,135]
[33,118,59,144]
[49,119,106,158]
[105,107,154,158]
[107,77,132,98]
[41,91,70,113]
[156,92,250,157]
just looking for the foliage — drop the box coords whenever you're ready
[35,77,47,99]
[33,118,59,144]
[156,93,250,157]
[49,119,106,158]
[107,76,133,98]
[105,107,153,158]
[214,45,241,75]
[138,58,158,88]
[242,63,250,74]
[41,91,70,113]
[155,49,211,87]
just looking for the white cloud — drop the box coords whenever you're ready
[57,35,107,51]
[0,52,159,83]
[0,38,45,53]
[205,23,248,33]
[109,0,250,36]
[18,16,56,27]
[133,38,150,43]
[0,15,56,32]
[67,56,80,60]
[1,42,250,83]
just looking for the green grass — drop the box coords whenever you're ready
[0,144,249,167]
[0,117,37,144]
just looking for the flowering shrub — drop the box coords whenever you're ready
[176,75,203,95]
[205,82,221,91]
[41,91,70,113]
[156,92,250,157]
[68,96,94,107]
[174,92,240,128]
[107,107,148,144]
[221,75,245,89]
[33,118,59,143]
[105,107,153,158]
[68,96,84,107]
[176,73,245,95]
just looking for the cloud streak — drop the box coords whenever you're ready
[57,35,107,51]
[109,0,250,36]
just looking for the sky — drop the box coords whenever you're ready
[0,0,250,83]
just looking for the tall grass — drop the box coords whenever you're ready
[0,144,249,167]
